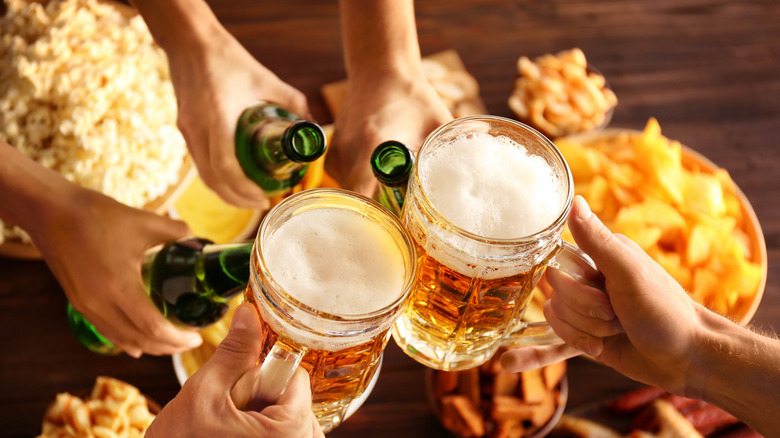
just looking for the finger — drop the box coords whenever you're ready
[546,268,616,322]
[547,292,623,338]
[543,300,605,358]
[92,289,203,357]
[135,210,192,244]
[207,303,264,385]
[201,143,270,210]
[121,299,203,355]
[566,196,635,280]
[499,344,582,373]
[272,86,310,122]
[275,367,313,411]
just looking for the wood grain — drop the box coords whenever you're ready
[1,1,779,437]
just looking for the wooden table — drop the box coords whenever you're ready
[1,0,779,436]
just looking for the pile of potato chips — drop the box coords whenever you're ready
[555,118,764,322]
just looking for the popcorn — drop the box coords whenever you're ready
[0,0,187,244]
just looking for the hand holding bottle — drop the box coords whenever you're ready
[132,0,311,210]
[326,0,453,197]
[0,141,202,358]
[147,303,324,438]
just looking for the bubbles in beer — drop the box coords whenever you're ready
[419,132,563,239]
[264,207,406,316]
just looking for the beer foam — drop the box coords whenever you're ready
[419,132,563,239]
[264,207,406,316]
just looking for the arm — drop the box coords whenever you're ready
[130,0,309,209]
[502,196,780,436]
[327,0,452,196]
[147,303,324,438]
[0,141,201,357]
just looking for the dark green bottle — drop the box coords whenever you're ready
[370,140,414,217]
[68,238,253,354]
[235,101,327,196]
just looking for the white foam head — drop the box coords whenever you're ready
[419,132,563,239]
[413,132,565,278]
[257,206,408,351]
[264,207,406,315]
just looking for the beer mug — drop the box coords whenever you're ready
[240,188,417,432]
[392,115,603,372]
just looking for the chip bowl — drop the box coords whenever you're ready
[561,127,767,325]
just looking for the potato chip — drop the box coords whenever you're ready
[551,118,764,322]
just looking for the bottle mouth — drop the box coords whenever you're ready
[283,121,327,162]
[371,140,414,187]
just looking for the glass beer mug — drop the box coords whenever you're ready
[391,115,604,372]
[239,188,417,432]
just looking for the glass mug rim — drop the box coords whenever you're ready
[410,115,575,246]
[252,187,418,326]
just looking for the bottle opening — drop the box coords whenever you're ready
[285,121,327,162]
[371,141,414,186]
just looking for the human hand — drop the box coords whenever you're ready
[166,24,310,210]
[502,196,704,394]
[147,303,323,438]
[326,70,452,196]
[30,187,202,358]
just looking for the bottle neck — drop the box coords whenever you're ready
[199,240,254,297]
[234,102,327,193]
[371,140,414,187]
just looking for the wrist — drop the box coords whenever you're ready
[683,308,729,399]
[340,0,422,81]
[0,144,79,242]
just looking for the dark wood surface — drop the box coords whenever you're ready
[1,0,779,436]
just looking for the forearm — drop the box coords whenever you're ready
[129,0,223,57]
[0,141,76,237]
[339,0,422,80]
[689,310,780,436]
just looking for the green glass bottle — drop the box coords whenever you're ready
[370,140,414,217]
[68,238,253,354]
[235,101,327,196]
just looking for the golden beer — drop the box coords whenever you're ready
[246,189,417,432]
[392,116,598,371]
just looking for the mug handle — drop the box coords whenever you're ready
[231,338,307,409]
[503,240,605,348]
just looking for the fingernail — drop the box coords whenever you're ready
[231,304,252,331]
[499,351,519,372]
[575,196,592,220]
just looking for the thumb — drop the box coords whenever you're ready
[199,304,263,393]
[566,196,631,280]
[140,210,193,243]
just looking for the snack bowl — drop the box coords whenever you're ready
[426,353,568,438]
[508,48,617,140]
[559,124,767,325]
[37,376,159,437]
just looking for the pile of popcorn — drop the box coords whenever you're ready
[0,0,187,244]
